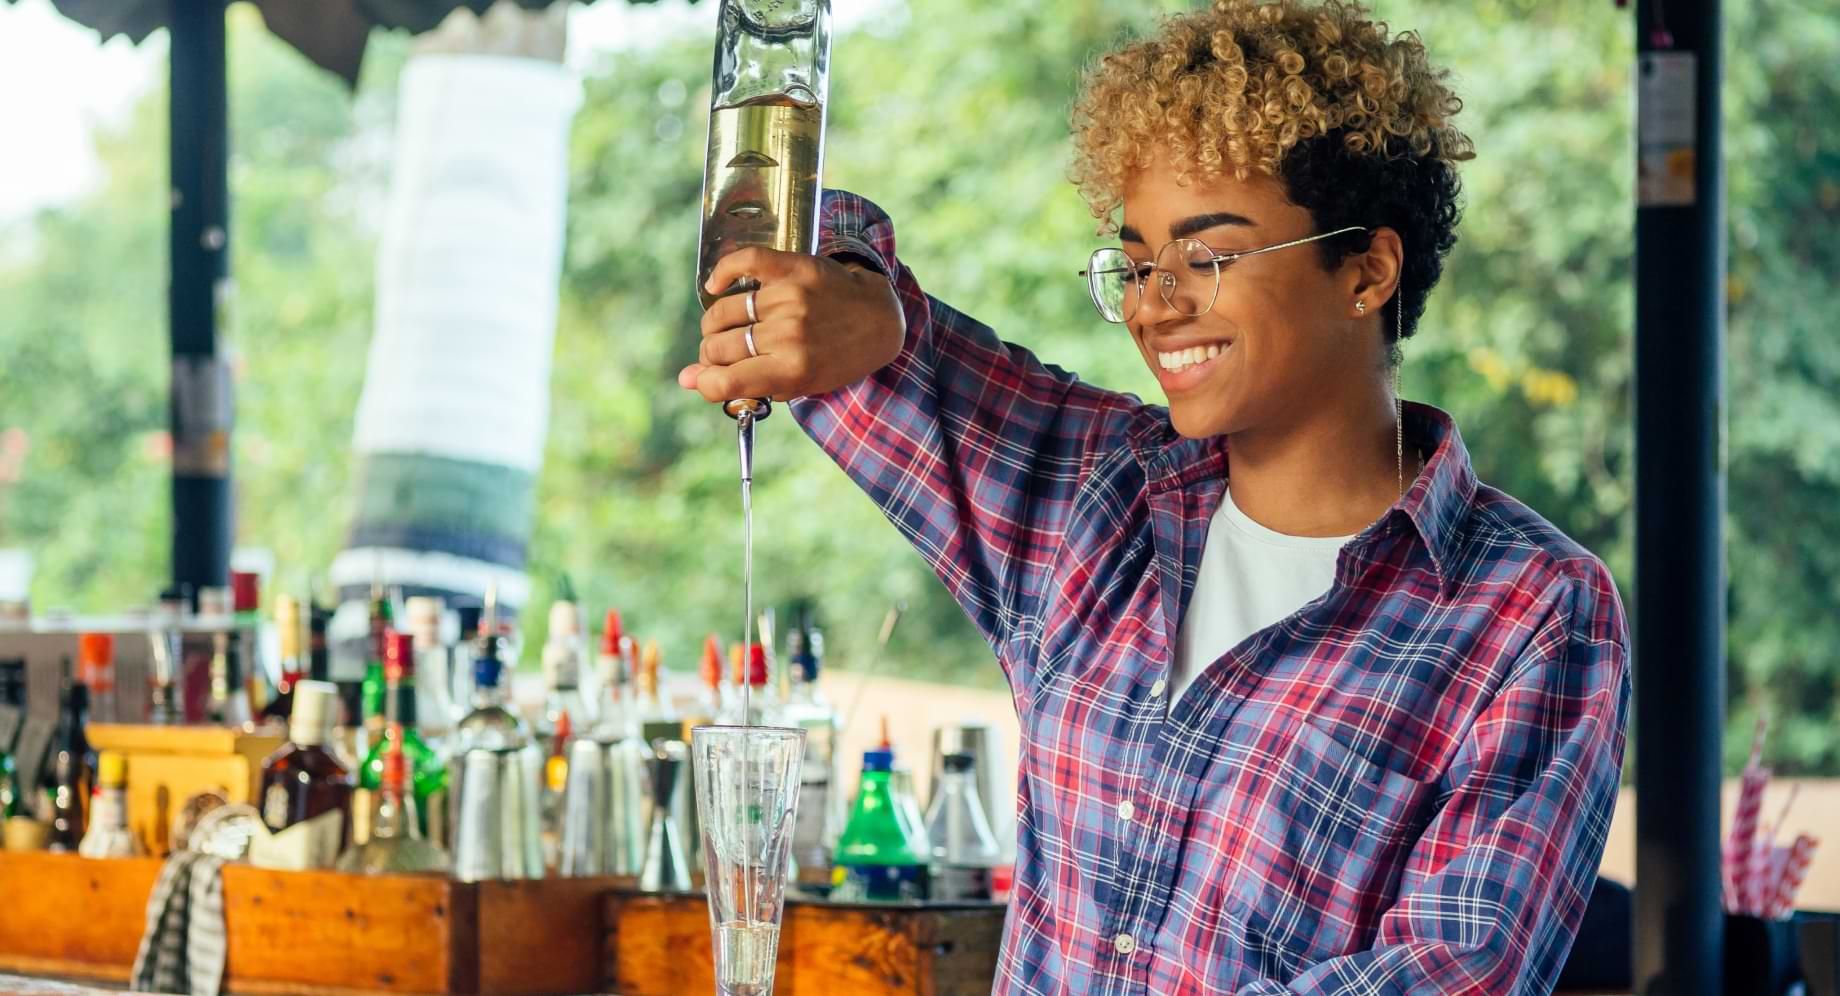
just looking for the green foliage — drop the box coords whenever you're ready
[0,1,1834,766]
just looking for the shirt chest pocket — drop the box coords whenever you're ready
[1225,719,1438,977]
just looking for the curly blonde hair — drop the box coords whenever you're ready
[1072,0,1474,223]
[1070,0,1476,348]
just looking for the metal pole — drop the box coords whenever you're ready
[168,0,232,598]
[1632,0,1725,989]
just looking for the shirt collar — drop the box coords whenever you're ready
[1128,400,1477,591]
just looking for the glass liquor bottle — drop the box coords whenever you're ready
[0,661,24,818]
[696,0,833,309]
[46,670,95,852]
[77,633,117,723]
[258,680,354,846]
[78,750,140,858]
[405,595,457,737]
[721,643,779,727]
[259,594,307,730]
[359,582,394,757]
[359,632,447,837]
[594,609,636,742]
[780,614,840,893]
[454,624,529,752]
[633,639,681,744]
[541,597,592,752]
[338,726,449,875]
[682,634,727,730]
[230,570,270,718]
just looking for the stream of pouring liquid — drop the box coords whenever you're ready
[738,410,758,925]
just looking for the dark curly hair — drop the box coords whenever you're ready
[1070,0,1474,358]
[1283,134,1464,360]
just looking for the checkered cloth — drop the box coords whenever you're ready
[791,191,1632,994]
[130,852,226,996]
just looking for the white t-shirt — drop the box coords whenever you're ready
[1169,488,1360,706]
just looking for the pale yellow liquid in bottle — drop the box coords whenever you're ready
[697,94,825,309]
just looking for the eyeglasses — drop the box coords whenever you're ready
[1079,226,1369,324]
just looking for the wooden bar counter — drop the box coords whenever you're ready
[0,851,1005,994]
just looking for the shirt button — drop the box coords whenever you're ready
[1117,800,1136,822]
[1150,678,1167,697]
[1113,932,1137,955]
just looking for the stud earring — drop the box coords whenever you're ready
[1356,300,1367,315]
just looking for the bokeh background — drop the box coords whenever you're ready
[0,0,1835,772]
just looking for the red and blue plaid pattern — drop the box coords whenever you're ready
[792,192,1631,994]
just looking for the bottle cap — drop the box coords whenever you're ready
[197,586,231,617]
[475,653,504,690]
[729,644,745,685]
[78,632,113,668]
[78,633,115,690]
[405,596,444,646]
[550,600,580,639]
[745,643,769,687]
[942,751,976,773]
[384,630,415,682]
[456,602,484,641]
[97,750,127,787]
[642,639,661,678]
[862,748,894,773]
[701,635,724,688]
[289,680,339,745]
[600,609,624,656]
[230,571,260,614]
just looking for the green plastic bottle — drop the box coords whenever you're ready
[833,748,932,901]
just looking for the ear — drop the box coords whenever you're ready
[1348,227,1404,315]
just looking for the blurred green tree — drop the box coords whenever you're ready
[0,0,1833,767]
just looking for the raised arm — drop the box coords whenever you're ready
[682,190,1136,696]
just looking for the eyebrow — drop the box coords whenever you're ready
[1118,211,1258,245]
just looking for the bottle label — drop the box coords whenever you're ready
[832,862,930,902]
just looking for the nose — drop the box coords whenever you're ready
[1132,273,1184,331]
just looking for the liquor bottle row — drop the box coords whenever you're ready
[0,581,1007,901]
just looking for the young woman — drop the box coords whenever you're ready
[681,1,1630,991]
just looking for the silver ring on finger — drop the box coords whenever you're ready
[745,289,760,325]
[744,323,760,358]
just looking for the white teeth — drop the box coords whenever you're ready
[1156,343,1229,373]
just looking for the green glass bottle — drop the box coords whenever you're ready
[832,748,931,901]
[359,585,393,754]
[360,633,445,837]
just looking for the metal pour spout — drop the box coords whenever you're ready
[735,406,759,485]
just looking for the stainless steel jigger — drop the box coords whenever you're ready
[640,740,693,892]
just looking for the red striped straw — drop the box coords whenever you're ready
[1747,815,1777,915]
[1727,766,1769,913]
[1769,834,1819,919]
[1765,845,1791,918]
[1727,715,1771,914]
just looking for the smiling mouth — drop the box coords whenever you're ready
[1154,343,1229,373]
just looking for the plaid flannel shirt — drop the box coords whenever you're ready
[791,191,1631,995]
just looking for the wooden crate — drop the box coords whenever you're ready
[85,723,287,856]
[0,851,621,994]
[604,892,1006,995]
